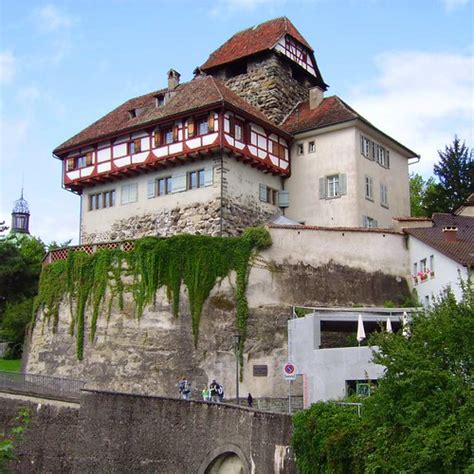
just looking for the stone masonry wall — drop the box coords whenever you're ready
[81,197,274,243]
[0,395,79,473]
[223,53,309,124]
[0,392,296,473]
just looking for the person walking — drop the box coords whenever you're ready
[209,379,219,402]
[247,393,253,408]
[202,387,210,401]
[178,377,191,400]
[217,383,224,403]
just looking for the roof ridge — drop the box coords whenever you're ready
[208,75,224,102]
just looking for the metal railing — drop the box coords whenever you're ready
[0,371,85,401]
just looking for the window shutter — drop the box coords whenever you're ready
[86,152,93,166]
[360,135,364,154]
[188,120,195,138]
[172,173,186,193]
[147,179,155,199]
[339,173,347,195]
[319,177,326,199]
[243,123,250,143]
[259,184,267,202]
[204,167,213,186]
[207,114,215,132]
[134,139,141,153]
[172,125,179,142]
[229,116,235,136]
[370,142,375,160]
[154,131,161,147]
[278,190,290,208]
[386,150,390,168]
[362,215,367,227]
[67,158,75,171]
[373,219,378,228]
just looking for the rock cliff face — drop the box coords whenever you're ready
[26,228,411,399]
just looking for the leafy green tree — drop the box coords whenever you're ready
[409,173,440,217]
[292,285,473,472]
[362,286,473,472]
[0,235,45,357]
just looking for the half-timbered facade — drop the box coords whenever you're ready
[53,17,417,244]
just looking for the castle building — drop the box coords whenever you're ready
[53,17,417,244]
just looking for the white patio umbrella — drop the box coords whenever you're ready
[386,317,393,333]
[357,314,366,346]
[402,311,410,337]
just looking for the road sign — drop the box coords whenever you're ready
[283,362,297,380]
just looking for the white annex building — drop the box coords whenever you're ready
[53,17,418,244]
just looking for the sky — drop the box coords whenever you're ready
[0,0,473,244]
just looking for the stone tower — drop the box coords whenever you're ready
[200,17,328,125]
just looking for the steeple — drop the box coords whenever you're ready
[11,188,30,234]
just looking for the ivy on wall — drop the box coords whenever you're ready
[33,227,271,365]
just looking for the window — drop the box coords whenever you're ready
[308,141,316,153]
[77,156,87,168]
[121,183,138,204]
[365,176,374,200]
[420,258,427,273]
[363,215,378,228]
[380,183,388,207]
[128,139,141,155]
[424,295,430,307]
[413,262,418,276]
[88,190,115,211]
[74,152,93,169]
[297,143,304,155]
[157,176,172,196]
[187,169,205,190]
[163,127,175,145]
[259,184,278,205]
[197,118,208,136]
[155,94,165,107]
[319,174,347,199]
[360,134,390,168]
[327,175,339,198]
[430,255,435,276]
[234,121,243,141]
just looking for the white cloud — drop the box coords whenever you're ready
[0,51,17,83]
[34,4,74,32]
[442,0,472,11]
[348,50,474,177]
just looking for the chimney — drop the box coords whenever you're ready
[309,86,324,110]
[442,226,458,242]
[167,69,181,90]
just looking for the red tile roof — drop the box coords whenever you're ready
[54,76,284,154]
[282,96,357,134]
[405,213,474,266]
[282,95,418,157]
[201,17,312,71]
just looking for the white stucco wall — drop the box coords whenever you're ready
[288,313,386,403]
[285,123,411,228]
[409,236,469,304]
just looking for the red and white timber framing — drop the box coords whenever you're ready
[59,108,291,193]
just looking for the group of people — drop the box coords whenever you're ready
[178,376,253,407]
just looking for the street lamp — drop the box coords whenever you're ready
[233,333,241,405]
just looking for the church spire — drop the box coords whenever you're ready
[11,189,30,234]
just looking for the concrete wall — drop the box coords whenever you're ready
[27,227,410,400]
[285,124,411,228]
[0,391,295,474]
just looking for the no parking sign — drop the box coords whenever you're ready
[283,362,297,380]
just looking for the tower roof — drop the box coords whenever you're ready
[12,191,30,215]
[201,17,313,71]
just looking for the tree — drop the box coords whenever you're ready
[0,235,45,357]
[292,285,474,472]
[409,173,440,217]
[431,136,473,213]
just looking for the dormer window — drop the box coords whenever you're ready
[128,109,137,119]
[155,95,165,107]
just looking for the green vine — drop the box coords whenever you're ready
[33,227,271,365]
